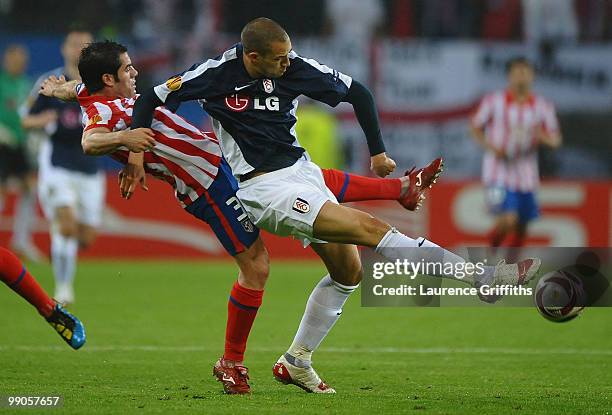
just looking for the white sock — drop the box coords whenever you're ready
[51,231,78,286]
[375,228,494,285]
[287,275,358,367]
[11,190,36,247]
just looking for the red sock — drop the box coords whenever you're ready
[224,280,264,363]
[321,168,401,203]
[0,247,55,318]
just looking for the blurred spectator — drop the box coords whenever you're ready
[576,0,612,42]
[482,0,522,40]
[221,0,324,36]
[0,44,43,261]
[386,0,417,38]
[324,0,384,43]
[522,0,578,45]
[295,100,343,169]
[414,0,462,38]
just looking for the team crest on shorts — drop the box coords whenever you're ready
[241,218,255,233]
[262,79,274,93]
[292,198,310,214]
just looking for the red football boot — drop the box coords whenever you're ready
[398,157,444,211]
[213,357,251,394]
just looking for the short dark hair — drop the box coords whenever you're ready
[241,17,289,56]
[78,40,127,93]
[506,56,532,73]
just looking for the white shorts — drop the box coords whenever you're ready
[237,159,337,246]
[38,165,106,227]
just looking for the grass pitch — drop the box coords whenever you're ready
[1,260,610,414]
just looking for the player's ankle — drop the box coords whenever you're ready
[284,352,311,368]
[399,176,409,198]
[221,356,244,367]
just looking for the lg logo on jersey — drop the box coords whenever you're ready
[224,95,280,112]
[254,96,279,111]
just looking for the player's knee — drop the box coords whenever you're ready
[78,232,96,249]
[505,215,519,230]
[357,215,391,245]
[236,239,270,287]
[58,221,78,238]
[330,258,362,286]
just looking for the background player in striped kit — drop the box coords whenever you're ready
[40,39,437,395]
[471,57,562,251]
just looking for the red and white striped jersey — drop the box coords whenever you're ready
[472,90,559,192]
[77,84,222,207]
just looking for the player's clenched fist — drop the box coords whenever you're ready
[370,152,396,177]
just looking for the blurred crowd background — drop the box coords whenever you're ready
[1,0,611,178]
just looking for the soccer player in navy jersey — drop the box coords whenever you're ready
[130,17,541,394]
[40,40,439,395]
[21,29,103,306]
[1,245,86,350]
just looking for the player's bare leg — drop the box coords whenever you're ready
[490,212,519,248]
[313,201,539,288]
[275,201,540,392]
[214,236,269,394]
[77,223,97,249]
[274,243,361,393]
[505,221,529,263]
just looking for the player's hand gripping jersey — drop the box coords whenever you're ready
[77,84,222,207]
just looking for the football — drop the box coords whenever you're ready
[534,270,586,322]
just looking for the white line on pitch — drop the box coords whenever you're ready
[0,345,611,355]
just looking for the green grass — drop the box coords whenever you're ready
[1,260,611,414]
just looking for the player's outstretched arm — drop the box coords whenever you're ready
[39,75,79,102]
[82,127,156,155]
[341,80,395,177]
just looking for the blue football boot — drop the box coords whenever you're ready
[46,303,86,350]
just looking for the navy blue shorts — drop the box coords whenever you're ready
[185,160,259,256]
[487,187,539,224]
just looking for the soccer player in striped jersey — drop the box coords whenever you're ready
[40,40,439,395]
[131,18,541,394]
[471,57,561,251]
[1,246,86,349]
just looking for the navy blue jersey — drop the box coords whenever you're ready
[28,68,99,175]
[153,43,352,176]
